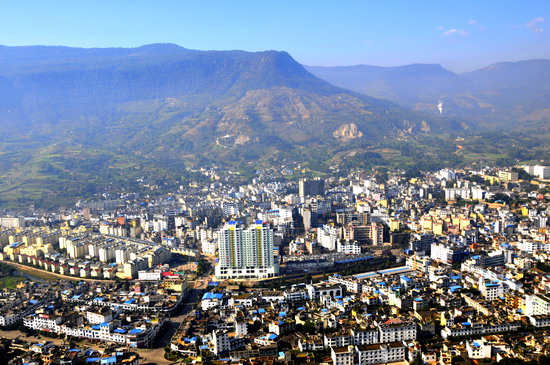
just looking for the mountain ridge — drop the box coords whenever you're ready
[0,44,469,207]
[306,59,550,126]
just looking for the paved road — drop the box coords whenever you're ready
[137,288,203,364]
[1,260,114,282]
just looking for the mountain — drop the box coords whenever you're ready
[306,64,459,107]
[0,44,467,207]
[306,60,550,127]
[0,44,468,151]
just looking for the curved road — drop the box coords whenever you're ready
[1,260,114,282]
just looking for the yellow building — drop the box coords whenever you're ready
[459,218,471,230]
[483,175,502,185]
[377,199,388,208]
[421,218,433,231]
[20,243,53,257]
[389,219,401,232]
[433,221,444,235]
[164,278,188,292]
[3,241,25,255]
[498,170,519,182]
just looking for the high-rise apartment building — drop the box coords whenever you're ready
[215,220,279,280]
[0,217,25,229]
[521,165,550,179]
[299,178,325,197]
[343,222,383,246]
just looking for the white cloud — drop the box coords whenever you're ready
[443,28,469,36]
[469,19,477,25]
[526,17,544,33]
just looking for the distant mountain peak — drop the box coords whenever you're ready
[133,43,190,54]
[308,58,550,127]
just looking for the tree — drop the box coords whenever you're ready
[512,167,534,181]
[411,354,424,365]
[302,321,317,334]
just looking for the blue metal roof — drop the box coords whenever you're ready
[380,267,407,274]
[354,272,377,278]
[128,328,143,334]
[100,357,117,364]
[202,292,223,300]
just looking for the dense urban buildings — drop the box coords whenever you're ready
[0,164,549,364]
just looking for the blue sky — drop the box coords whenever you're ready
[1,0,549,72]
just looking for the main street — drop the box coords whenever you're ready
[137,263,214,365]
[136,287,203,364]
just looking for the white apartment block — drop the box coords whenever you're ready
[0,217,25,229]
[526,294,550,316]
[356,342,407,365]
[518,240,550,253]
[201,239,217,255]
[480,282,503,301]
[337,240,361,254]
[331,346,354,365]
[441,322,521,339]
[377,322,416,343]
[522,165,550,179]
[351,328,379,345]
[317,225,341,251]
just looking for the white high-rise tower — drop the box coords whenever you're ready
[215,220,279,280]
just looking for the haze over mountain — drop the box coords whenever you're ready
[0,44,548,208]
[307,60,550,128]
[0,44,469,207]
[0,44,465,152]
